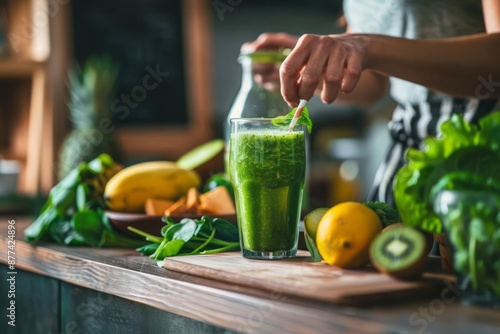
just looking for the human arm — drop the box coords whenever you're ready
[280,0,500,106]
[483,0,500,32]
[365,33,500,101]
[242,33,389,108]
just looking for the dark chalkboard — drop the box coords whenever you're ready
[71,0,188,126]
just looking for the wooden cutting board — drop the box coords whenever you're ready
[162,251,447,306]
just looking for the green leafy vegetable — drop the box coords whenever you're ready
[76,184,87,212]
[436,193,500,298]
[272,105,313,134]
[211,217,239,242]
[98,228,147,248]
[71,210,103,246]
[394,112,500,234]
[24,154,146,248]
[395,111,500,297]
[129,216,240,260]
[303,227,322,262]
[136,243,161,256]
[362,201,401,228]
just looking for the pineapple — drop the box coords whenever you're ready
[58,57,122,179]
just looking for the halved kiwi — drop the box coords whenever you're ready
[383,222,434,256]
[370,225,428,280]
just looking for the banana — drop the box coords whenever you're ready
[104,161,201,213]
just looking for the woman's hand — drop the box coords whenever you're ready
[241,33,368,107]
[242,32,390,108]
[241,32,299,53]
[280,34,367,107]
[241,33,299,92]
[241,33,299,94]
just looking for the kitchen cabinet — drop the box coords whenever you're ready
[0,267,59,334]
[0,265,233,334]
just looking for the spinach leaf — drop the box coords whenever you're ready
[24,154,142,249]
[152,239,186,259]
[272,106,313,134]
[76,184,87,212]
[127,227,163,243]
[211,218,239,242]
[165,219,197,242]
[129,215,241,260]
[63,231,88,246]
[47,216,73,244]
[25,209,59,242]
[136,243,161,256]
[71,210,104,247]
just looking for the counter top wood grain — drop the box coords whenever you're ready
[1,217,499,334]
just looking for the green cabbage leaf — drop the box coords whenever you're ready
[394,111,500,234]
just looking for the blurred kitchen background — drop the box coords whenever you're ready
[0,0,394,212]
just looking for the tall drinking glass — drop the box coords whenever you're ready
[229,118,306,259]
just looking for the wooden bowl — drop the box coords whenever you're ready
[106,211,237,239]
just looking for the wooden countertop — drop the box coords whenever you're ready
[1,217,499,334]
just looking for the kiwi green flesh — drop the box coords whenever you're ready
[370,226,427,280]
[384,223,434,257]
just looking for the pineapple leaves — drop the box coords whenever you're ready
[68,56,119,128]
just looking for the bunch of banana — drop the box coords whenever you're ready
[82,156,123,201]
[104,161,201,213]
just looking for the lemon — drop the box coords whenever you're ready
[316,202,383,268]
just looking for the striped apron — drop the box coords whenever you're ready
[368,97,500,207]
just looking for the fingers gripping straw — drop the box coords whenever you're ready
[289,99,308,131]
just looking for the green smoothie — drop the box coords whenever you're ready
[230,124,305,255]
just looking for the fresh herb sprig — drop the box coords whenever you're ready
[129,216,240,260]
[272,105,313,134]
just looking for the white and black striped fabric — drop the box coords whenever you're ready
[343,0,498,206]
[368,97,500,207]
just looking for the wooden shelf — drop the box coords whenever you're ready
[0,149,24,161]
[0,57,45,77]
[0,0,69,194]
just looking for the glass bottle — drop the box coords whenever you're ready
[226,50,292,133]
[224,50,290,169]
[224,49,310,210]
